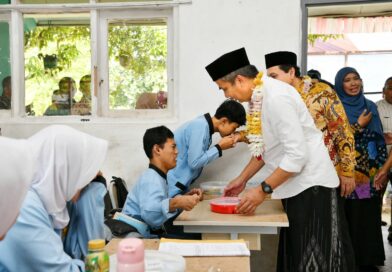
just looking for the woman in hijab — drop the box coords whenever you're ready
[64,171,108,260]
[0,137,34,241]
[0,125,108,272]
[335,67,387,272]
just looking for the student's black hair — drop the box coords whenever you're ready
[214,99,246,126]
[384,76,392,91]
[307,69,321,80]
[143,125,174,159]
[278,64,301,78]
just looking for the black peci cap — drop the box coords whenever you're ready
[265,51,297,69]
[205,47,250,81]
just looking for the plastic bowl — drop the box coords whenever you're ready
[200,181,227,196]
[210,197,240,214]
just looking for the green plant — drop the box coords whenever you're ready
[307,34,344,46]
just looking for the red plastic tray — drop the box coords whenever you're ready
[210,197,240,214]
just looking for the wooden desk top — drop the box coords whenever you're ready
[174,199,289,227]
[105,238,250,272]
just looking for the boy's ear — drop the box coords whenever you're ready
[152,144,161,156]
[219,117,229,125]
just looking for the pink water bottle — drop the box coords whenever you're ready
[117,238,145,272]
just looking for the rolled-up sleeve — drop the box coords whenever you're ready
[269,95,308,172]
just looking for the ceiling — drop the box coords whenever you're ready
[308,2,392,17]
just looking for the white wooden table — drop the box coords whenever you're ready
[173,199,289,250]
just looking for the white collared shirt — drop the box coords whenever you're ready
[261,75,339,199]
[376,99,392,153]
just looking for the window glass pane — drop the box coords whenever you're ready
[307,54,345,85]
[21,0,88,3]
[98,0,172,2]
[24,14,91,116]
[347,53,392,94]
[108,20,167,110]
[0,20,11,110]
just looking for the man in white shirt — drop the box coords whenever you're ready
[205,48,355,271]
[376,76,392,242]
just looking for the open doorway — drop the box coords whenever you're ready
[306,1,392,102]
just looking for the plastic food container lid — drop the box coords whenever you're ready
[210,197,240,214]
[200,181,227,195]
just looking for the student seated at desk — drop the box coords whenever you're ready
[0,125,108,272]
[122,126,201,238]
[64,172,107,260]
[168,99,246,197]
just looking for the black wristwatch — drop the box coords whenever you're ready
[261,181,273,194]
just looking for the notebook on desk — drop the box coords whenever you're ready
[158,238,250,257]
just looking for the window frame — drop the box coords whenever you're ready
[0,13,11,118]
[98,9,174,119]
[0,1,183,123]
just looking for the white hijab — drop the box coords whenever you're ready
[0,137,34,238]
[29,125,108,229]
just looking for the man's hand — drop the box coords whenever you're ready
[223,177,246,197]
[236,187,265,215]
[186,188,203,201]
[357,109,372,128]
[218,135,236,150]
[374,167,389,191]
[339,175,356,197]
[233,131,249,144]
[173,194,200,211]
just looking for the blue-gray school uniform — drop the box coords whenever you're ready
[0,190,84,272]
[64,181,107,260]
[167,113,222,197]
[122,164,177,237]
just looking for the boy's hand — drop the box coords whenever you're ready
[218,135,236,150]
[186,188,203,201]
[174,194,200,211]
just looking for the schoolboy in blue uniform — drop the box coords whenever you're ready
[122,126,201,237]
[168,99,246,197]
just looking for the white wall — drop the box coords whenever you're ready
[0,0,302,188]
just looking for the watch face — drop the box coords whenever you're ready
[262,182,273,194]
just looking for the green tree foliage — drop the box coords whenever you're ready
[24,22,167,115]
[307,34,344,46]
[24,26,90,115]
[108,24,167,109]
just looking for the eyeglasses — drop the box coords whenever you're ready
[384,86,392,91]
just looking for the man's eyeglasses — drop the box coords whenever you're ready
[384,86,392,91]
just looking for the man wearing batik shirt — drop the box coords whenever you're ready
[265,51,356,197]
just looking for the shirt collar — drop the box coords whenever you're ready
[204,113,214,137]
[149,163,167,180]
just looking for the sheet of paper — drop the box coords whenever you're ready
[158,238,250,257]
